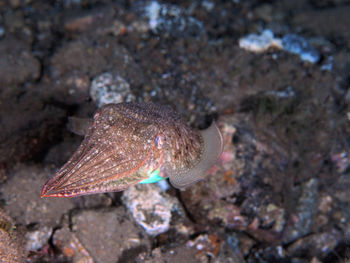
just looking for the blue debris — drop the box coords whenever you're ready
[140,0,205,37]
[157,180,170,191]
[282,34,320,64]
[321,56,333,71]
[0,27,4,38]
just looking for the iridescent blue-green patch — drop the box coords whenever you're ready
[138,169,165,184]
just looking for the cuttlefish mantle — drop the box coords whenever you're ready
[41,102,223,197]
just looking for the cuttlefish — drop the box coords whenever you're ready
[41,102,223,197]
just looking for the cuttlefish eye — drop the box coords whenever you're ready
[155,134,166,149]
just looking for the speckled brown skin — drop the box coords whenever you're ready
[41,102,207,197]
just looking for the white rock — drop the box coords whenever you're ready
[122,184,182,236]
[25,226,52,251]
[239,30,282,53]
[90,72,135,107]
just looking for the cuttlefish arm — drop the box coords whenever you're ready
[167,122,223,190]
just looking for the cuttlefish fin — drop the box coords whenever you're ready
[67,117,92,136]
[168,121,223,190]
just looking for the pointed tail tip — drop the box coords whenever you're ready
[41,177,60,198]
[41,187,48,198]
[41,183,53,198]
[40,183,72,198]
[40,188,59,198]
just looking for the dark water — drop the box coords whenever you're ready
[1,0,350,262]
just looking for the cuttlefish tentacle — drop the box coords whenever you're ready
[41,102,223,198]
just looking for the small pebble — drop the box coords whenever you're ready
[282,34,320,63]
[239,30,282,53]
[122,184,182,236]
[25,226,52,251]
[239,30,321,64]
[90,72,135,107]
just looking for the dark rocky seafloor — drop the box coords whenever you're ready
[1,0,350,262]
